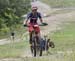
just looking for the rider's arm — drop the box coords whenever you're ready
[24,19,28,25]
[38,12,43,23]
[23,13,30,24]
[40,18,43,23]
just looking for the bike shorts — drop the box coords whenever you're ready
[28,23,40,33]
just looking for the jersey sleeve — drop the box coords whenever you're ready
[38,12,42,19]
[27,13,31,19]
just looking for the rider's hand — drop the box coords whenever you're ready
[23,24,26,27]
[23,23,30,27]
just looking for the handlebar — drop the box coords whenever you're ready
[23,23,48,27]
[40,23,48,26]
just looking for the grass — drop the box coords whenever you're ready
[50,21,75,51]
[48,21,75,61]
[41,0,75,8]
[0,40,29,58]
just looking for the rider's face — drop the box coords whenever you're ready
[32,9,37,13]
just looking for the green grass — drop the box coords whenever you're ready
[47,21,75,61]
[41,0,75,8]
[0,40,29,58]
[50,21,75,51]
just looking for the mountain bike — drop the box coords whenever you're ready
[24,23,48,57]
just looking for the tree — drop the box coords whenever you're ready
[0,0,30,32]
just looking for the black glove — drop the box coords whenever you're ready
[23,24,27,27]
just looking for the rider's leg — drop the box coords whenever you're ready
[29,32,33,53]
[29,32,32,44]
[28,24,34,53]
[28,24,34,44]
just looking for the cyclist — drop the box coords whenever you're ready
[23,6,43,52]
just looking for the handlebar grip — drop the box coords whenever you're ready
[23,24,27,27]
[39,23,48,26]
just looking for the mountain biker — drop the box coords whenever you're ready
[23,6,43,52]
